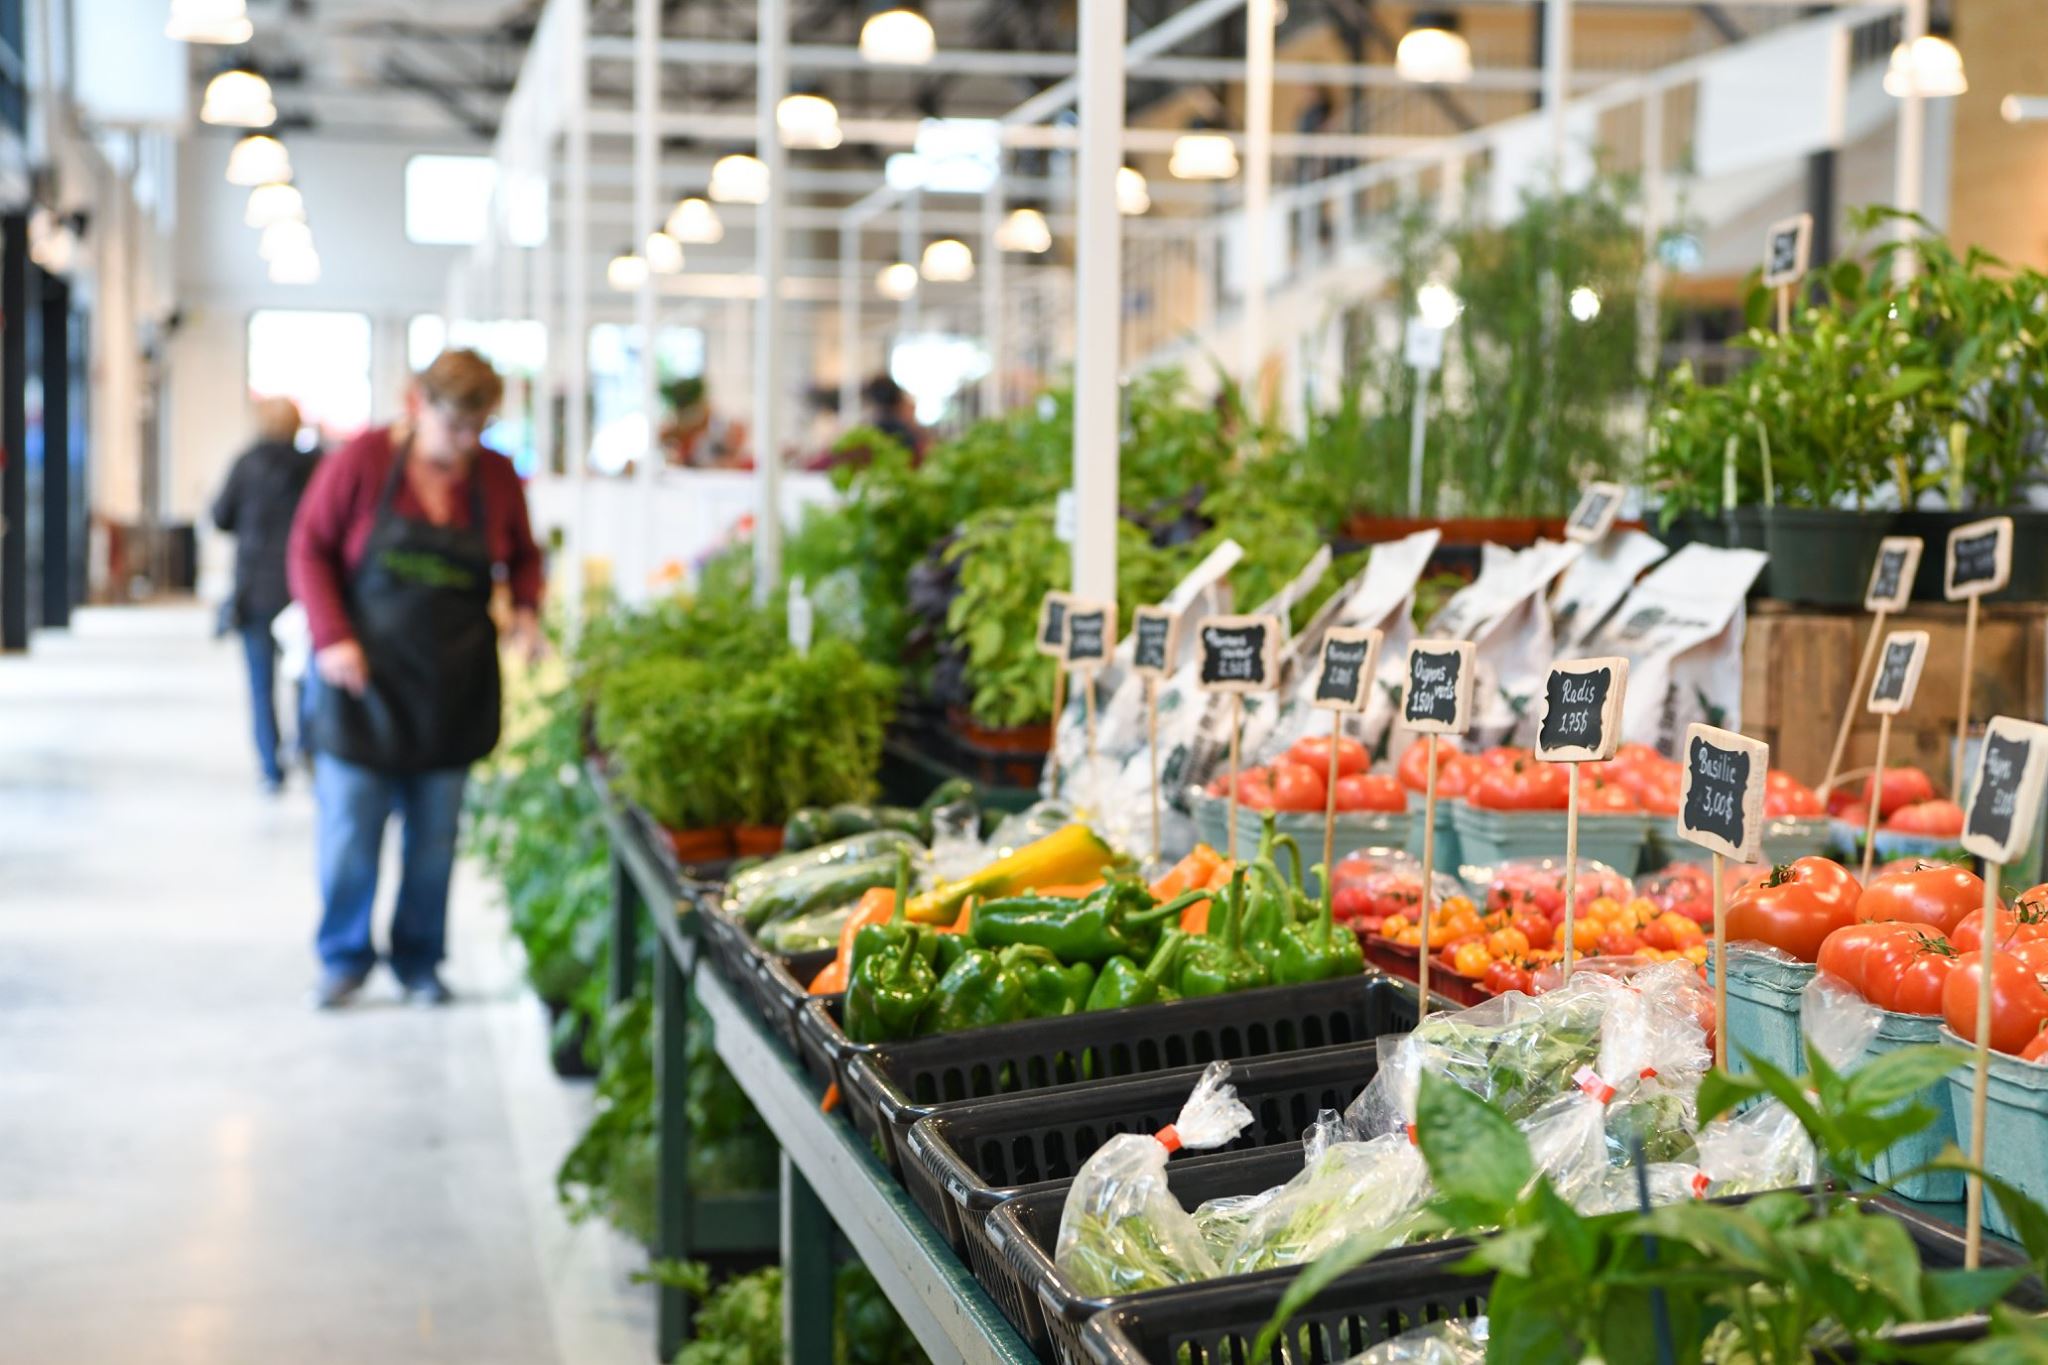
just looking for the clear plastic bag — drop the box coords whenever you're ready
[1340,1317,1490,1365]
[1218,1131,1431,1274]
[1053,1062,1254,1297]
[1801,971,1883,1073]
[1695,1098,1817,1196]
[1637,860,1716,926]
[1329,848,1471,932]
[1517,1092,1613,1207]
[1483,856,1635,921]
[925,799,987,883]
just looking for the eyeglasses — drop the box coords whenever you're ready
[429,401,494,439]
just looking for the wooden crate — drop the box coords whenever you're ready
[1742,600,2048,789]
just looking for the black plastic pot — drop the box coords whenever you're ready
[1759,507,1898,608]
[1659,511,1729,553]
[545,999,599,1079]
[1893,507,2048,604]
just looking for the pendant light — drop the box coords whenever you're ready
[1396,12,1473,85]
[268,247,320,285]
[1168,131,1238,181]
[644,231,685,275]
[225,134,291,187]
[201,66,277,127]
[994,205,1052,254]
[166,0,252,44]
[859,3,935,66]
[708,152,770,204]
[1884,21,1968,98]
[665,196,724,244]
[876,262,919,300]
[258,217,314,262]
[607,250,651,292]
[1116,164,1151,216]
[919,238,974,282]
[1415,280,1463,330]
[777,89,843,150]
[244,181,304,228]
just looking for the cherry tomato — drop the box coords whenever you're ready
[1469,761,1572,812]
[1269,762,1326,813]
[1488,927,1531,959]
[1641,911,1706,952]
[1863,766,1938,818]
[1288,735,1369,780]
[1597,927,1643,957]
[1859,864,1986,936]
[1482,959,1535,996]
[1816,921,1920,995]
[1885,799,1966,837]
[1727,877,1855,962]
[1861,930,1959,1015]
[1943,952,2048,1055]
[1333,772,1407,813]
[1512,911,1555,951]
[1451,941,1493,977]
[1235,769,1276,809]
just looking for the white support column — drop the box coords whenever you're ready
[532,161,556,482]
[565,0,591,608]
[1072,0,1124,602]
[1893,0,1928,279]
[1545,0,1574,185]
[900,189,921,336]
[839,224,860,424]
[753,0,788,599]
[980,180,1004,418]
[634,0,660,599]
[1637,90,1665,388]
[1241,0,1275,386]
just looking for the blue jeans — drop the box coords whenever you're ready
[238,623,283,784]
[313,753,468,983]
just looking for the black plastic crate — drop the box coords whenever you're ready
[1072,1196,2040,1365]
[746,948,834,1053]
[903,1042,1384,1297]
[694,900,756,993]
[844,974,1425,1176]
[795,995,853,1093]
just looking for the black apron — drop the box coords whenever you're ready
[312,445,502,774]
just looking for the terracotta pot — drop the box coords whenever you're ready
[945,707,1053,757]
[666,825,738,863]
[1342,514,1640,548]
[733,825,787,858]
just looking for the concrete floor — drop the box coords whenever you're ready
[0,605,653,1364]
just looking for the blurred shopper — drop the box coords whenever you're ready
[863,374,925,459]
[211,397,317,792]
[288,349,543,1009]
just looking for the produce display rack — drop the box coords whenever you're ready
[590,763,1037,1364]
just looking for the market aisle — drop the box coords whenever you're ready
[0,605,651,1365]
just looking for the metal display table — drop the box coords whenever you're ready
[592,768,1036,1364]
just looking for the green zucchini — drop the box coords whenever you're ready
[725,829,923,928]
[738,853,906,932]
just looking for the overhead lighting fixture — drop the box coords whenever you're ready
[268,248,320,285]
[777,90,843,150]
[665,196,724,244]
[607,250,650,292]
[876,262,919,300]
[1116,164,1151,216]
[258,217,313,261]
[2003,94,2048,123]
[1415,280,1463,329]
[994,206,1052,254]
[1168,131,1238,181]
[708,152,770,204]
[225,134,291,186]
[1397,12,1473,85]
[244,181,304,228]
[1568,286,1602,322]
[1884,23,1968,98]
[201,67,277,127]
[919,238,974,282]
[166,0,252,44]
[860,3,935,66]
[644,231,684,275]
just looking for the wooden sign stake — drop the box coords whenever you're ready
[1859,630,1931,884]
[1147,678,1162,864]
[1564,768,1582,978]
[1227,693,1244,863]
[1083,671,1099,767]
[1674,723,1771,1076]
[1402,639,1476,1016]
[1712,852,1727,1071]
[1308,625,1383,903]
[1537,658,1631,981]
[1861,712,1892,885]
[1945,517,2016,799]
[1047,664,1068,789]
[1322,710,1343,894]
[1956,594,1980,799]
[1128,606,1177,869]
[1418,733,1440,1014]
[1967,863,1997,1268]
[1820,608,1886,799]
[1195,613,1283,868]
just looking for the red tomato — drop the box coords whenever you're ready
[1479,746,1529,769]
[1764,770,1824,818]
[1597,928,1644,957]
[1728,858,1863,919]
[1288,735,1369,780]
[1727,877,1856,963]
[1859,864,1986,936]
[1949,906,2048,954]
[1817,921,1920,995]
[1397,739,1463,793]
[1333,772,1406,813]
[1469,761,1572,812]
[1637,766,1684,816]
[1862,930,1959,1014]
[1482,959,1535,996]
[1614,743,1667,769]
[1943,952,2048,1055]
[1836,801,1873,830]
[1235,769,1276,809]
[2023,1031,2048,1064]
[1863,766,1938,818]
[1575,773,1641,812]
[1436,754,1486,799]
[1512,911,1555,951]
[1331,883,1376,922]
[1269,762,1327,812]
[1886,799,1966,837]
[1828,785,1864,818]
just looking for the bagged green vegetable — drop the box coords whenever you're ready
[760,902,858,954]
[727,833,924,931]
[1214,1119,1430,1275]
[1053,1061,1252,1297]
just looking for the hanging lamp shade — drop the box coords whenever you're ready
[225,134,291,186]
[166,0,252,44]
[708,152,770,204]
[1116,164,1151,216]
[268,247,320,284]
[258,217,314,261]
[919,238,974,282]
[859,4,935,66]
[1396,12,1473,85]
[1168,132,1238,181]
[201,67,277,127]
[607,251,651,292]
[644,231,685,275]
[244,181,304,228]
[777,90,843,149]
[876,262,919,300]
[994,206,1052,254]
[665,196,724,244]
[1884,26,1967,98]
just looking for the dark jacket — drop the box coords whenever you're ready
[212,438,318,626]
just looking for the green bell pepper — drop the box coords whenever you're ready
[1001,945,1096,1018]
[1273,863,1367,984]
[843,937,936,1042]
[926,947,1029,1033]
[847,850,922,981]
[969,882,1206,964]
[1178,867,1271,999]
[1085,929,1188,1011]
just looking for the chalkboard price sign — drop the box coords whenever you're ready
[1866,630,1930,716]
[1946,517,2014,601]
[1196,615,1281,694]
[1035,592,1072,658]
[1564,482,1626,545]
[1536,657,1630,762]
[1063,600,1117,669]
[1864,536,1925,613]
[1130,606,1176,680]
[1677,723,1769,862]
[1402,639,1476,735]
[1962,717,2048,865]
[1762,213,1812,289]
[1312,626,1383,714]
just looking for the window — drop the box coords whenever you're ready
[587,324,706,475]
[404,154,498,246]
[247,310,374,443]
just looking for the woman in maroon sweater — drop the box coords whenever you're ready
[288,349,543,1008]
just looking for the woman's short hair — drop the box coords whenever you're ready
[417,348,505,417]
[254,396,302,443]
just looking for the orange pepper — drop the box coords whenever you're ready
[812,886,899,996]
[1176,858,1237,934]
[1149,845,1223,901]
